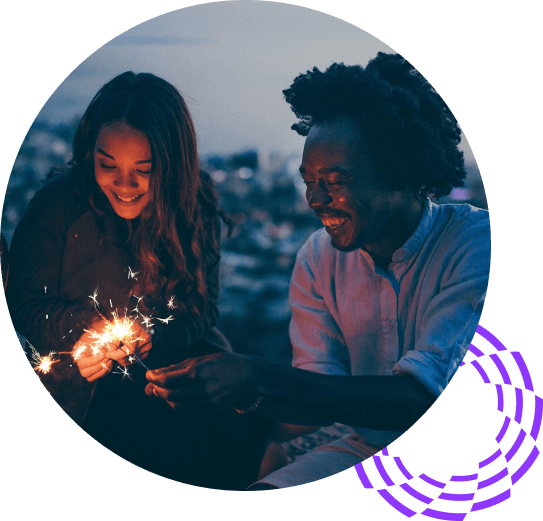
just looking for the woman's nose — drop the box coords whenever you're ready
[113,169,139,188]
[307,180,332,210]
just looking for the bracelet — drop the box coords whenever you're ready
[232,396,263,414]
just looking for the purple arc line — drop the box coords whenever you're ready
[514,387,524,424]
[377,489,416,518]
[531,395,543,441]
[511,352,534,392]
[479,448,502,468]
[496,384,504,412]
[477,467,509,490]
[450,473,478,482]
[420,507,467,520]
[505,429,526,462]
[373,455,395,486]
[400,482,434,504]
[476,325,507,351]
[490,353,512,385]
[511,445,540,485]
[468,344,484,357]
[382,446,389,456]
[438,492,475,501]
[355,462,373,489]
[470,489,511,511]
[419,474,447,489]
[496,416,511,443]
[471,360,490,383]
[394,456,414,480]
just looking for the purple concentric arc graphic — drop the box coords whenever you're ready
[354,325,541,519]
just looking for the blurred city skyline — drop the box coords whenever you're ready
[33,1,476,164]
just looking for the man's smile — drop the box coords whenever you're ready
[320,216,349,229]
[315,212,351,234]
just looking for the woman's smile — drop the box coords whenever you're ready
[111,191,147,204]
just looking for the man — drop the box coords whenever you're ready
[145,53,490,488]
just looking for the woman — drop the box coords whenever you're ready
[6,72,270,490]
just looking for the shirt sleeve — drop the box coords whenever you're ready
[289,236,351,376]
[393,219,491,396]
[146,215,220,367]
[6,180,97,354]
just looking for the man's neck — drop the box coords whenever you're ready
[364,198,425,269]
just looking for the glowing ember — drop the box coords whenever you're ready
[167,296,176,309]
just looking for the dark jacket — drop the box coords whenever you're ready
[6,168,222,424]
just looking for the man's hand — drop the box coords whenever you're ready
[145,352,257,411]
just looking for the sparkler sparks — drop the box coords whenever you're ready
[128,267,139,280]
[156,315,174,324]
[30,283,172,382]
[113,365,133,382]
[89,287,100,308]
[29,343,57,374]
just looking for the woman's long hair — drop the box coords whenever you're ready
[70,71,229,316]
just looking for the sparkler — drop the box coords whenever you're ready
[31,270,173,382]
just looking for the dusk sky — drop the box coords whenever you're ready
[35,1,475,163]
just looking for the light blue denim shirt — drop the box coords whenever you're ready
[289,199,490,446]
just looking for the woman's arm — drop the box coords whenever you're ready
[6,179,97,354]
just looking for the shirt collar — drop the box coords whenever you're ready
[391,198,438,264]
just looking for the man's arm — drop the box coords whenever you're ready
[256,361,435,431]
[145,351,436,431]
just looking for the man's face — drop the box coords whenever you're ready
[300,117,412,252]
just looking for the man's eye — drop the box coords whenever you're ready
[327,182,343,188]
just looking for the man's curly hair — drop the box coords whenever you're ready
[283,53,466,198]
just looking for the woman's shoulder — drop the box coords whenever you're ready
[24,167,90,226]
[32,167,83,202]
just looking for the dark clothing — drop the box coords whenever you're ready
[6,169,270,490]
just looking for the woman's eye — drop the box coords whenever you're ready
[137,169,152,175]
[100,163,116,170]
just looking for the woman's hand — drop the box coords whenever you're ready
[74,322,116,382]
[145,352,258,411]
[105,323,152,366]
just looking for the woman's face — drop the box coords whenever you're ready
[94,122,152,220]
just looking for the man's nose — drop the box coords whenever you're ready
[308,180,332,210]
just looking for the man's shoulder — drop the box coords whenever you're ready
[298,228,335,262]
[434,202,490,243]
